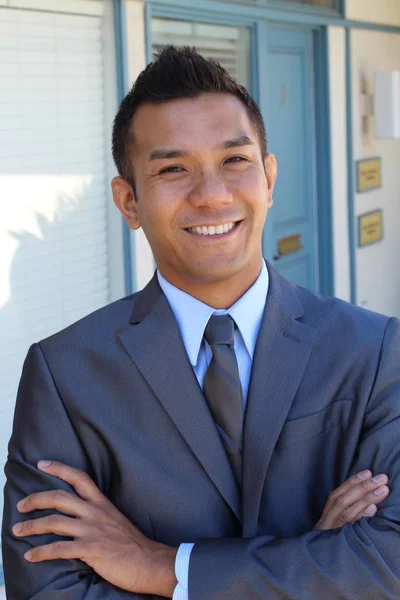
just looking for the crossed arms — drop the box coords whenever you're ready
[3,317,400,599]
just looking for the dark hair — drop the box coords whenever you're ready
[112,45,267,188]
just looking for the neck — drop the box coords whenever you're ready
[159,260,263,309]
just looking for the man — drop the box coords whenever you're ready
[2,46,399,599]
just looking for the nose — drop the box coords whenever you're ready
[188,169,233,209]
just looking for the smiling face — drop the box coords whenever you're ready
[112,92,277,302]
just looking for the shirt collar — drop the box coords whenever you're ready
[157,262,269,367]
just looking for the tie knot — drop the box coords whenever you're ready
[204,315,235,346]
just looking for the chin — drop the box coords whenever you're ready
[186,258,245,283]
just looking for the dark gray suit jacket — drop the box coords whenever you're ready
[2,263,400,599]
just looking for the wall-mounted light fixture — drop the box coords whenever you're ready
[374,71,400,139]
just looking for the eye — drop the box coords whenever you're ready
[159,165,185,174]
[225,156,248,165]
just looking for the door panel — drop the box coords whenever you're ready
[262,27,318,291]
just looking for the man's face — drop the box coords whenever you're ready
[113,92,276,289]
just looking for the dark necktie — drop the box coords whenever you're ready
[203,315,244,484]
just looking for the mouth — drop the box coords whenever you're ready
[184,220,243,238]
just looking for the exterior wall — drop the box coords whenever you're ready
[0,0,103,14]
[351,28,400,317]
[0,0,119,593]
[126,0,155,290]
[328,25,351,302]
[346,0,400,27]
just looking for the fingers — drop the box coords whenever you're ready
[37,461,105,504]
[334,484,390,527]
[13,514,85,539]
[24,540,84,563]
[316,472,390,530]
[354,503,378,521]
[17,489,91,518]
[321,470,372,516]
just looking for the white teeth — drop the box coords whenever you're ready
[188,222,236,235]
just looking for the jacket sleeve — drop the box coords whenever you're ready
[188,317,400,600]
[1,343,146,600]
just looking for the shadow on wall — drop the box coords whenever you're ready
[0,181,111,546]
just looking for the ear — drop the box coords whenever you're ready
[264,153,277,208]
[111,177,141,230]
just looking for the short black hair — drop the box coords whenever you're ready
[112,45,267,187]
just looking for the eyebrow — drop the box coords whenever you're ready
[148,135,254,161]
[220,135,254,150]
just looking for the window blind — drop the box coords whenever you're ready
[0,6,110,556]
[151,18,250,88]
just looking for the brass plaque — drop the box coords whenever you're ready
[278,234,302,257]
[358,210,383,247]
[357,158,382,193]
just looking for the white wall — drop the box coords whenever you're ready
[328,26,351,302]
[125,0,155,290]
[351,29,400,317]
[0,0,103,14]
[346,0,400,26]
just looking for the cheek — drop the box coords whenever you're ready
[137,190,179,240]
[234,173,268,216]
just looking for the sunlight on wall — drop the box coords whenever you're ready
[0,174,94,308]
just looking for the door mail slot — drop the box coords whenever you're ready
[277,233,303,257]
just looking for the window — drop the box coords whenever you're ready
[284,0,335,7]
[151,19,251,89]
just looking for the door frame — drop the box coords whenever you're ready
[256,21,334,295]
[142,1,335,295]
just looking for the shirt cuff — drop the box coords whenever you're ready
[172,543,195,600]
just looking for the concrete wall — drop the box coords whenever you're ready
[346,0,400,26]
[350,28,400,317]
[328,26,351,302]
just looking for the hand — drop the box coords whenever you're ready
[12,461,178,598]
[314,470,390,530]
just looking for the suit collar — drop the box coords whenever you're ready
[129,259,303,326]
[155,262,269,366]
[241,262,317,536]
[126,262,316,532]
[124,276,241,521]
[264,259,305,319]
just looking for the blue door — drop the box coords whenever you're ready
[262,27,318,291]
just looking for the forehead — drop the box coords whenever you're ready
[132,93,258,154]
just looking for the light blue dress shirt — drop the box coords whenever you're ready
[157,262,269,600]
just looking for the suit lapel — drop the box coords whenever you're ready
[242,265,317,537]
[118,275,241,522]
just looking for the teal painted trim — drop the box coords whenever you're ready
[314,27,334,296]
[268,0,340,20]
[113,0,136,294]
[345,28,356,304]
[149,0,400,33]
[356,156,382,193]
[0,566,4,586]
[151,5,258,26]
[336,0,345,16]
[358,209,384,247]
[144,1,153,64]
[256,22,274,262]
[249,22,259,98]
